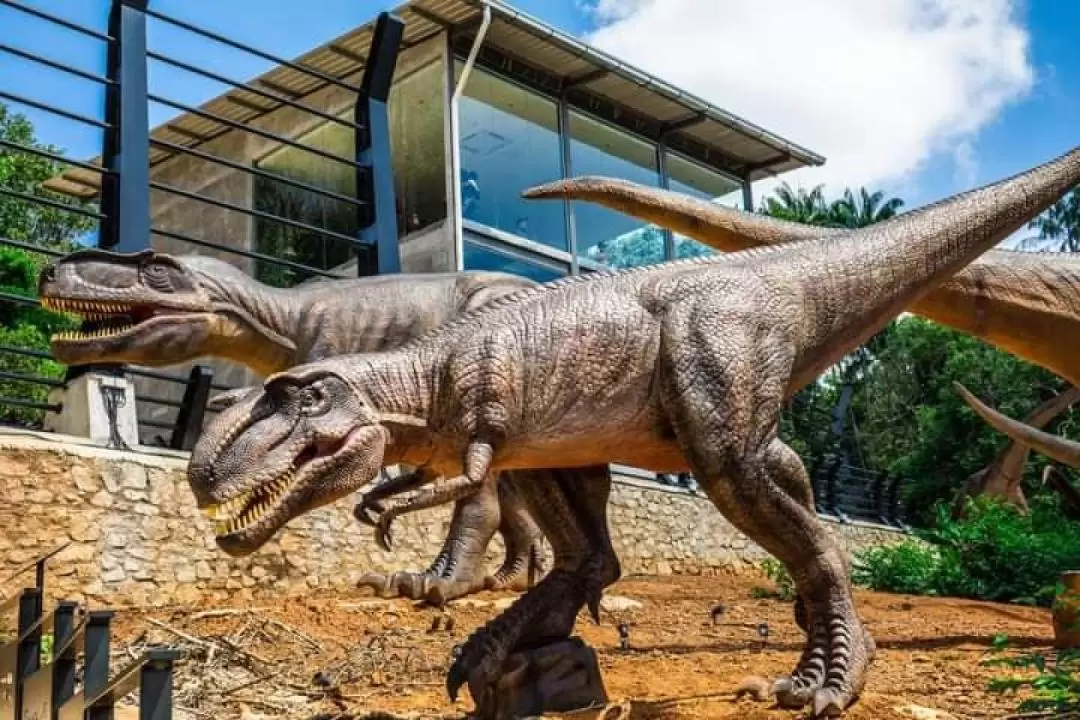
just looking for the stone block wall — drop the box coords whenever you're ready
[0,430,910,608]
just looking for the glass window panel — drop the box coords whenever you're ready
[254,120,358,287]
[392,58,447,234]
[665,151,744,260]
[252,53,448,286]
[457,65,567,250]
[463,239,566,283]
[569,111,661,269]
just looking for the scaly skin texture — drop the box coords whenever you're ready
[37,250,555,603]
[188,146,1080,717]
[523,175,1080,505]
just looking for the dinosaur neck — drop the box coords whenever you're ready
[196,274,463,378]
[341,351,438,468]
[787,147,1080,390]
[194,276,303,377]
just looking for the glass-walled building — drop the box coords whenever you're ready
[92,0,824,288]
[46,0,825,446]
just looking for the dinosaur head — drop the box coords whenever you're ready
[38,249,295,369]
[187,363,391,555]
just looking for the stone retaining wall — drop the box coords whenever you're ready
[0,430,909,607]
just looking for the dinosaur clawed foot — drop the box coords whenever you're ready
[356,569,482,604]
[447,568,590,708]
[483,543,547,592]
[770,599,875,717]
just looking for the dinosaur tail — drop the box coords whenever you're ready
[522,176,839,253]
[955,382,1080,469]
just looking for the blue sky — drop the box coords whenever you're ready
[0,0,1076,218]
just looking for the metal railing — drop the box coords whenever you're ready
[0,545,180,720]
[0,0,403,447]
[810,452,912,528]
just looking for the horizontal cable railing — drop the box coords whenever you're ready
[0,1,403,451]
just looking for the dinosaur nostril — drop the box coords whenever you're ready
[41,265,56,283]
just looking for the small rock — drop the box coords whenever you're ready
[896,704,959,720]
[601,595,644,613]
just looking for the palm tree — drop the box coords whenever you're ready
[1020,189,1080,252]
[758,182,836,226]
[829,187,905,228]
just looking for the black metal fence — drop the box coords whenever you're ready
[0,545,179,720]
[0,0,403,448]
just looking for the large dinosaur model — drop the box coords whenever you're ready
[522,175,1080,505]
[187,146,1080,718]
[37,252,564,603]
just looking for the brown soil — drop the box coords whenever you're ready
[109,570,1054,719]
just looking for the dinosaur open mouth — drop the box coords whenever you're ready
[205,433,357,539]
[42,297,164,342]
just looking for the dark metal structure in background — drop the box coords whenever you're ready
[0,0,404,449]
[0,546,180,720]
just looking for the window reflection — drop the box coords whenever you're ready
[254,120,357,287]
[252,50,448,286]
[457,66,567,250]
[569,111,661,269]
[463,238,566,283]
[665,151,744,260]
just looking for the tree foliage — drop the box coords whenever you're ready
[1021,188,1080,252]
[0,103,90,425]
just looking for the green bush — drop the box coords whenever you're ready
[853,496,1080,606]
[0,323,66,427]
[751,557,798,602]
[985,639,1080,714]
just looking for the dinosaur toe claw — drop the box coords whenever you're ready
[446,658,468,702]
[587,591,602,624]
[774,676,813,709]
[813,688,846,718]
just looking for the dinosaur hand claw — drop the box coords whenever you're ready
[375,517,394,551]
[446,662,466,702]
[352,498,384,527]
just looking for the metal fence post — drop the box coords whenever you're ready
[137,649,180,720]
[354,11,404,277]
[169,365,214,450]
[100,0,151,253]
[51,602,79,712]
[13,588,42,718]
[82,612,114,703]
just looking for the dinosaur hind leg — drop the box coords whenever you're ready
[356,476,502,603]
[447,465,619,712]
[659,321,873,718]
[483,472,548,593]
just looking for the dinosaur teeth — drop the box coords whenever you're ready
[209,473,302,537]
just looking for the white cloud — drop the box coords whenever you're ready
[582,0,1035,200]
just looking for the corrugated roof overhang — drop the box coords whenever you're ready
[45,0,824,199]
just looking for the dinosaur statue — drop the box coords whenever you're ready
[956,382,1080,471]
[522,175,1080,507]
[38,251,564,603]
[187,146,1080,718]
[956,387,1080,514]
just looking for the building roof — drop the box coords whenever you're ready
[46,0,824,199]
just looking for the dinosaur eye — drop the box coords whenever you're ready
[299,385,328,416]
[141,262,174,292]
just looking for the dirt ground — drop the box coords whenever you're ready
[109,570,1056,719]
